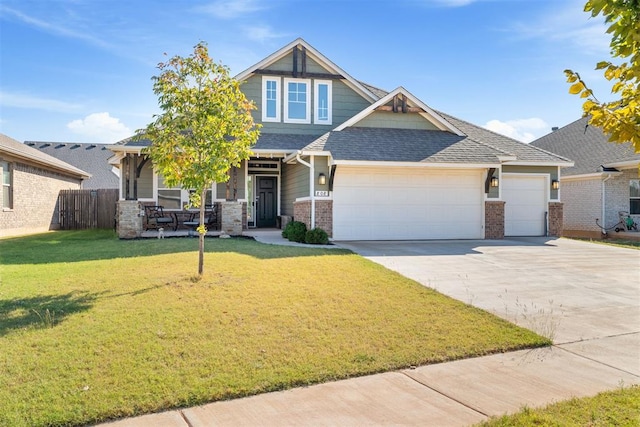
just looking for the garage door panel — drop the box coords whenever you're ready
[503,175,547,237]
[333,167,483,240]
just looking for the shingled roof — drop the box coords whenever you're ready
[25,141,119,189]
[530,116,640,176]
[0,134,89,179]
[301,113,571,165]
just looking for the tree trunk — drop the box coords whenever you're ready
[198,188,206,275]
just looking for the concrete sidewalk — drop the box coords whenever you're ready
[101,237,640,426]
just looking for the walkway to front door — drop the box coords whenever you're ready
[256,176,277,228]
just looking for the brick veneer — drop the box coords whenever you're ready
[548,202,563,237]
[293,199,333,237]
[117,200,143,239]
[485,200,505,239]
[1,162,81,237]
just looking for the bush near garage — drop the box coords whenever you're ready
[305,228,329,245]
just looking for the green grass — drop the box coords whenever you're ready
[477,385,640,426]
[568,237,640,250]
[0,230,550,426]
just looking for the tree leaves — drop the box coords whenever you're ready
[139,41,261,274]
[566,1,640,154]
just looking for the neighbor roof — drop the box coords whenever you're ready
[530,116,640,176]
[25,141,119,189]
[0,134,90,179]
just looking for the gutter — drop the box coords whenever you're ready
[601,174,613,235]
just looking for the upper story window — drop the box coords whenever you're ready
[314,80,332,125]
[631,179,640,214]
[1,161,12,210]
[284,78,311,124]
[261,76,280,122]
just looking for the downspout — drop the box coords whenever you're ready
[295,154,315,228]
[601,174,613,235]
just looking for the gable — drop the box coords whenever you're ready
[354,110,441,131]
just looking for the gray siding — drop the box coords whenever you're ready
[356,111,440,130]
[281,161,309,216]
[314,155,330,193]
[241,68,371,136]
[138,162,153,198]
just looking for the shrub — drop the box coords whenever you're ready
[283,221,307,243]
[305,228,329,245]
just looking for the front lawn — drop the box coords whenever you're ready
[477,385,640,426]
[0,231,549,426]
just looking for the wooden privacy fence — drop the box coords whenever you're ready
[58,189,119,230]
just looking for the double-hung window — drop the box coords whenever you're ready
[314,80,332,125]
[262,76,281,122]
[284,78,311,124]
[1,161,11,210]
[630,179,640,214]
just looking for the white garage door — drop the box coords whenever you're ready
[333,167,484,240]
[503,174,547,236]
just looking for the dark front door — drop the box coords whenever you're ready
[256,177,277,228]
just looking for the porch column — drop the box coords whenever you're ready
[485,200,505,239]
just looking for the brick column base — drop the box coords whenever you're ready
[293,200,332,237]
[485,200,505,239]
[117,200,143,239]
[548,202,563,237]
[293,200,311,230]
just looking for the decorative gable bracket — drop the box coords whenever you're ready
[253,46,344,80]
[375,93,424,114]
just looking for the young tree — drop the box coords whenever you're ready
[564,0,640,152]
[141,42,261,275]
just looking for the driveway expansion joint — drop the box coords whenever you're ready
[399,370,490,418]
[179,410,194,427]
[553,343,640,378]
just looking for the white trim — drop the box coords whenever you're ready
[331,159,500,169]
[603,159,640,169]
[261,76,281,122]
[562,171,624,181]
[283,78,311,124]
[502,161,574,167]
[314,80,332,125]
[334,87,465,136]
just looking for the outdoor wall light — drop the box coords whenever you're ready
[318,173,326,185]
[490,176,499,187]
[551,179,560,190]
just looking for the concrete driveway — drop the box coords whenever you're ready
[338,237,640,346]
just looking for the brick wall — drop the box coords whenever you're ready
[548,202,563,237]
[292,199,332,236]
[562,178,602,233]
[485,200,505,239]
[293,200,311,229]
[1,162,81,237]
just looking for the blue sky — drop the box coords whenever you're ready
[0,0,613,144]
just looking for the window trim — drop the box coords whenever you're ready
[630,179,640,215]
[314,80,333,125]
[1,160,12,210]
[261,76,281,123]
[284,78,311,124]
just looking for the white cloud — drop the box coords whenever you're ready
[196,0,266,19]
[484,118,550,143]
[243,25,287,43]
[0,90,82,113]
[67,112,132,143]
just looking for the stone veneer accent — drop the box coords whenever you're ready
[117,200,143,239]
[221,201,246,236]
[485,200,505,239]
[548,202,563,237]
[293,200,333,237]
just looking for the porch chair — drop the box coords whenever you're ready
[144,205,174,230]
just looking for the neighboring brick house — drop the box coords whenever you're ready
[25,142,119,189]
[0,133,89,237]
[110,38,572,240]
[531,116,640,238]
